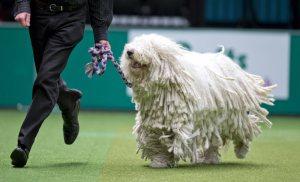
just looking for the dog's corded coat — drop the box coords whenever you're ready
[121,34,276,166]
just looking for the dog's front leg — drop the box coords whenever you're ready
[203,146,221,164]
[202,135,221,164]
[150,153,175,168]
[139,130,176,168]
[233,140,250,159]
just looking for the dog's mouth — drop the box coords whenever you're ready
[131,61,147,69]
[125,50,148,69]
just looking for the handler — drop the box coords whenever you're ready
[11,0,113,167]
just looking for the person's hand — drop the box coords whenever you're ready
[99,40,111,49]
[15,12,31,27]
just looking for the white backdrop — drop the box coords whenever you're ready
[129,29,290,100]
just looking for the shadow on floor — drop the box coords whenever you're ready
[143,161,271,170]
[28,161,89,169]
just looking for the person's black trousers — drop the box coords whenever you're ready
[17,2,86,151]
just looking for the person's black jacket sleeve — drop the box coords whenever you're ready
[88,0,113,42]
[13,0,31,17]
[13,0,113,42]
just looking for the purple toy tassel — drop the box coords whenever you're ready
[84,43,132,88]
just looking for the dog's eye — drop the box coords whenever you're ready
[127,50,134,57]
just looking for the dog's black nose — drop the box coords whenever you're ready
[127,50,134,57]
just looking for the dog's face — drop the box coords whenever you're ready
[120,34,184,83]
[121,35,154,78]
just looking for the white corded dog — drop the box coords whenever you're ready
[120,34,276,168]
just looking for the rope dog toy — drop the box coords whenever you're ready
[85,43,132,88]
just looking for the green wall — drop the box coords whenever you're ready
[0,24,300,114]
[268,35,300,114]
[0,25,133,110]
[0,27,33,107]
[63,28,133,110]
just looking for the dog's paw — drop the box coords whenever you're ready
[149,161,170,168]
[234,144,249,159]
[203,147,220,164]
[203,156,220,164]
[149,155,175,168]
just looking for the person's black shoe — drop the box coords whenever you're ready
[58,89,82,145]
[63,99,80,144]
[10,147,29,168]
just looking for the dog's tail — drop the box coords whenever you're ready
[217,45,225,54]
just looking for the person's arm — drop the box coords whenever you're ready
[14,0,31,27]
[88,0,113,43]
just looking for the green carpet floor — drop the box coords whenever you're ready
[0,110,300,182]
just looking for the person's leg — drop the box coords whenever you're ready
[28,11,79,109]
[53,10,86,144]
[28,10,75,105]
[10,9,49,168]
[57,82,83,145]
[11,8,86,167]
[57,79,82,117]
[17,40,77,150]
[19,14,85,149]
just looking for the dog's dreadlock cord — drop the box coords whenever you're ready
[85,43,132,88]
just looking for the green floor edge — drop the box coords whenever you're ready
[1,110,300,182]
